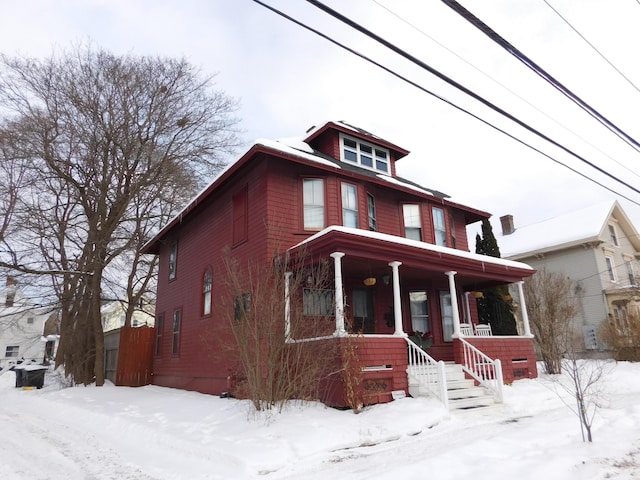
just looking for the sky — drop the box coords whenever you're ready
[2,0,640,243]
[1,360,639,479]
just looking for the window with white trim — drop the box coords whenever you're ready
[341,183,358,228]
[432,207,446,247]
[409,291,430,333]
[303,178,325,230]
[367,193,376,231]
[403,204,422,241]
[5,345,19,357]
[605,256,616,282]
[340,134,390,174]
[608,224,619,246]
[626,259,635,285]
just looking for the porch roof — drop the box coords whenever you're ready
[289,226,535,288]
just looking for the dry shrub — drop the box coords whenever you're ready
[599,313,640,361]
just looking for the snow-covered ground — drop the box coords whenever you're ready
[1,361,639,480]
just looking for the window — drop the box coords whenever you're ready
[27,317,34,324]
[340,134,390,174]
[203,269,212,316]
[303,179,325,230]
[172,310,181,355]
[409,291,430,333]
[303,288,335,316]
[605,256,616,282]
[5,345,19,357]
[626,260,635,286]
[169,241,178,280]
[341,183,358,228]
[5,291,14,307]
[608,224,619,246]
[367,193,376,231]
[440,291,454,342]
[234,293,251,321]
[432,207,446,247]
[233,186,248,245]
[613,305,629,331]
[403,204,422,241]
[155,314,164,356]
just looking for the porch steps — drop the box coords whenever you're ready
[407,363,496,411]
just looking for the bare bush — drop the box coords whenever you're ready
[599,312,640,361]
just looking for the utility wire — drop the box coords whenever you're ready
[543,0,640,96]
[442,0,640,155]
[302,0,640,199]
[372,0,640,183]
[251,0,640,207]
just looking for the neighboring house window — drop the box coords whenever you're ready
[626,260,635,285]
[155,314,164,356]
[203,269,212,316]
[169,241,178,280]
[432,207,447,247]
[172,309,181,355]
[341,183,358,228]
[303,288,335,316]
[233,186,248,245]
[5,345,19,357]
[303,178,325,230]
[605,256,616,282]
[234,293,251,321]
[613,305,629,331]
[403,204,422,241]
[340,134,390,174]
[27,317,34,324]
[608,224,619,246]
[409,291,430,333]
[5,291,15,307]
[367,193,376,231]
[440,291,454,342]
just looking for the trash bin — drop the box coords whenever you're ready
[12,365,47,389]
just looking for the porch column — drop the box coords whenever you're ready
[331,252,347,336]
[516,281,533,337]
[463,291,471,323]
[445,271,462,338]
[388,261,404,336]
[284,271,292,341]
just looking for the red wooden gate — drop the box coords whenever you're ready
[116,326,155,387]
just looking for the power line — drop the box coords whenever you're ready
[251,0,640,207]
[442,0,640,156]
[302,0,640,199]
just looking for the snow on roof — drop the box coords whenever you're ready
[292,226,534,271]
[498,200,617,258]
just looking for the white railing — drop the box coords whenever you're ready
[458,337,503,403]
[406,339,449,410]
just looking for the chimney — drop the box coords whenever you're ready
[500,215,515,235]
[6,276,17,287]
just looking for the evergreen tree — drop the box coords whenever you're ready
[475,219,518,335]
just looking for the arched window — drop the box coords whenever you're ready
[203,269,212,316]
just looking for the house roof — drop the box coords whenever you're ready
[143,121,490,254]
[289,226,534,287]
[499,200,640,259]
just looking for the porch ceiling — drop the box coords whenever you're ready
[289,226,535,290]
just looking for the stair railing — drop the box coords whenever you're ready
[406,338,449,410]
[458,337,504,403]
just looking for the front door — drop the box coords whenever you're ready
[351,288,375,333]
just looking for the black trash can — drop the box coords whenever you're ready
[13,366,47,389]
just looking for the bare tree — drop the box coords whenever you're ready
[0,44,239,385]
[523,269,577,374]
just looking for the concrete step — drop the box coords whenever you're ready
[448,394,495,410]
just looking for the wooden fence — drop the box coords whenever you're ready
[115,326,155,387]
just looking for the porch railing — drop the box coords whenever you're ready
[406,339,449,410]
[458,337,504,403]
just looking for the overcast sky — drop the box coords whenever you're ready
[3,0,640,244]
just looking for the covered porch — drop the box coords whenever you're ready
[286,226,538,408]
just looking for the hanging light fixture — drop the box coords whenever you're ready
[363,276,376,286]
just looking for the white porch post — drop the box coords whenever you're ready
[463,291,471,323]
[331,252,346,336]
[446,271,462,338]
[388,261,404,336]
[284,271,292,341]
[516,280,533,337]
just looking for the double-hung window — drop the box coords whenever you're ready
[5,345,19,357]
[432,207,446,247]
[203,269,212,316]
[605,256,616,282]
[367,193,376,231]
[341,183,358,228]
[403,204,422,241]
[409,291,429,333]
[340,134,390,174]
[172,309,181,355]
[608,224,619,246]
[626,259,635,285]
[169,241,178,280]
[303,179,325,230]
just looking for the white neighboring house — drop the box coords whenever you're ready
[101,297,155,332]
[496,200,640,355]
[0,277,59,370]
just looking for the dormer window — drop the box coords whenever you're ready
[340,134,390,174]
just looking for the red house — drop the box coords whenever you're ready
[144,121,537,410]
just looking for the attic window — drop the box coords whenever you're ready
[340,134,389,174]
[608,224,619,246]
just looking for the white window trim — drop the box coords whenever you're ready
[605,255,616,283]
[339,133,390,175]
[608,224,619,247]
[341,182,358,228]
[303,178,325,231]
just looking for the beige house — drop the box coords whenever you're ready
[497,200,640,355]
[100,298,155,332]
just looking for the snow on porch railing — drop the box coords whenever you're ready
[458,337,504,403]
[406,339,448,410]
